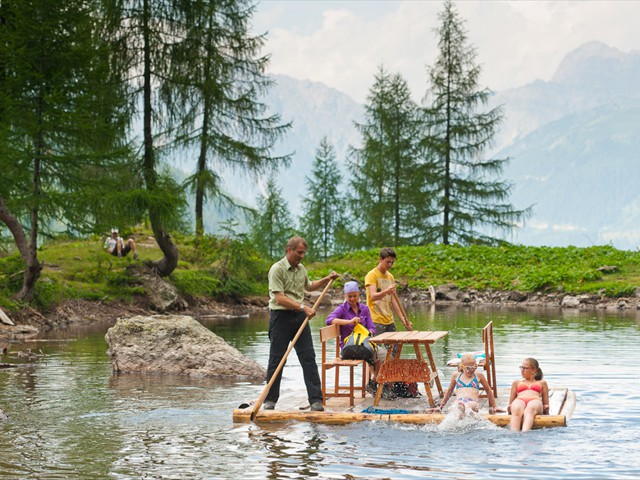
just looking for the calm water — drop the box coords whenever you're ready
[0,305,639,479]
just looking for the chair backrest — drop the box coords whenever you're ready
[482,321,497,397]
[320,324,341,362]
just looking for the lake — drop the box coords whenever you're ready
[0,305,639,479]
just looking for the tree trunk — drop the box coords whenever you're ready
[141,0,178,276]
[194,110,209,239]
[150,211,179,276]
[0,196,42,302]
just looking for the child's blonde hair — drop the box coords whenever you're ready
[460,353,476,365]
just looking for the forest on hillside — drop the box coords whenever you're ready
[1,0,528,306]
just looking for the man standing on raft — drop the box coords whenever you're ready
[263,236,339,412]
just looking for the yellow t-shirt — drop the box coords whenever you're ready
[365,267,395,325]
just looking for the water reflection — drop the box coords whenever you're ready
[0,306,639,479]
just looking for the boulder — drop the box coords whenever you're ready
[305,289,334,307]
[597,265,618,274]
[561,295,581,308]
[105,314,266,380]
[435,285,459,301]
[508,290,527,302]
[127,265,187,312]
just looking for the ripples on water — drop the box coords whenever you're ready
[0,307,639,479]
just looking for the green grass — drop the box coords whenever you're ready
[1,232,640,312]
[310,244,640,297]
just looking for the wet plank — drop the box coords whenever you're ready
[234,385,572,428]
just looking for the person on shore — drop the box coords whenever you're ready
[508,357,549,431]
[437,353,497,417]
[104,228,138,259]
[325,281,384,389]
[263,236,339,412]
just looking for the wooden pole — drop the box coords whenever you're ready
[250,278,335,422]
[392,290,411,329]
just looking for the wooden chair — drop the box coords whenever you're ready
[320,324,368,406]
[482,321,497,398]
[445,321,497,398]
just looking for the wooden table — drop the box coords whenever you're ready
[370,330,448,407]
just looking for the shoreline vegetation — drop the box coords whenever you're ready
[2,231,640,331]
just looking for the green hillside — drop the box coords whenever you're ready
[2,232,640,312]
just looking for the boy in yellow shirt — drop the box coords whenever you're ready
[365,247,412,335]
[364,247,413,398]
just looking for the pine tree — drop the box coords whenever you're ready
[250,176,294,260]
[349,66,432,249]
[167,0,290,238]
[299,137,345,260]
[424,0,530,245]
[0,0,134,301]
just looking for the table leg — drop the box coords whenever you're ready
[424,344,444,397]
[412,343,436,407]
[373,343,398,406]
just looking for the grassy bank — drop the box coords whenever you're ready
[1,231,640,312]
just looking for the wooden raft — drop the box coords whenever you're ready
[233,387,576,429]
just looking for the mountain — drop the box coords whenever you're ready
[492,41,640,151]
[494,42,640,248]
[202,41,640,249]
[217,75,363,210]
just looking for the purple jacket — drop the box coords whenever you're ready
[325,301,375,348]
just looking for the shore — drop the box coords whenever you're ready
[3,282,640,335]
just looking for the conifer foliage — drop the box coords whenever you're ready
[0,0,133,300]
[250,176,294,260]
[299,137,345,260]
[349,66,433,249]
[168,0,290,239]
[424,0,530,245]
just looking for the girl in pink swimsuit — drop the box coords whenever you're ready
[508,357,549,432]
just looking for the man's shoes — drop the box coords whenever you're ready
[366,380,378,396]
[310,402,324,412]
[263,401,275,410]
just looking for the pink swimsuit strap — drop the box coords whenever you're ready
[517,382,542,393]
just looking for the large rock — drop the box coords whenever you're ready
[105,314,266,380]
[435,284,460,301]
[561,295,581,308]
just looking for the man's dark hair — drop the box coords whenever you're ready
[379,247,396,259]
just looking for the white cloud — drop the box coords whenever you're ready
[253,0,640,103]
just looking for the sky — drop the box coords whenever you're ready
[252,0,640,103]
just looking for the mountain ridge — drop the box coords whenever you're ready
[207,41,640,249]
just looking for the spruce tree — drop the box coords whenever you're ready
[424,0,530,245]
[299,137,345,260]
[349,66,432,249]
[250,176,294,260]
